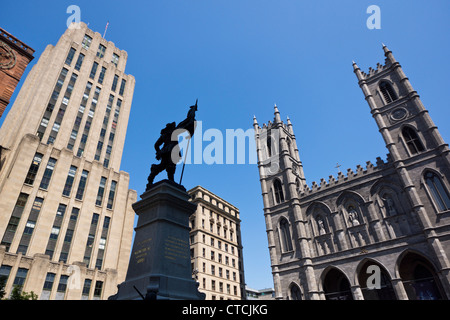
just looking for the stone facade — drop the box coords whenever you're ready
[0,22,137,300]
[188,186,246,300]
[254,46,450,300]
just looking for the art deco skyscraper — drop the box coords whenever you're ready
[0,22,137,300]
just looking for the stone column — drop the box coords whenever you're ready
[351,285,365,300]
[391,278,409,300]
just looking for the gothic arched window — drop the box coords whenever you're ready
[402,127,425,155]
[286,137,292,155]
[267,135,272,157]
[296,178,301,195]
[290,284,302,300]
[280,218,293,252]
[424,171,450,212]
[274,179,285,204]
[379,81,398,103]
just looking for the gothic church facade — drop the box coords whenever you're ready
[254,46,450,300]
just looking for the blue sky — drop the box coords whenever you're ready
[2,0,449,290]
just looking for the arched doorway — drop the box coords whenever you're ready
[323,268,353,300]
[289,283,302,300]
[358,260,397,300]
[399,252,444,300]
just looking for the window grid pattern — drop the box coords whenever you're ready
[59,207,79,263]
[103,98,121,168]
[24,153,43,185]
[75,170,89,200]
[65,47,76,66]
[77,86,101,157]
[39,158,57,190]
[37,68,69,140]
[106,181,117,210]
[62,166,77,197]
[89,62,98,80]
[83,213,99,267]
[47,72,78,145]
[95,216,111,270]
[1,193,29,251]
[96,177,107,206]
[45,204,67,259]
[17,197,44,255]
[67,82,92,150]
[74,53,85,71]
[95,94,114,161]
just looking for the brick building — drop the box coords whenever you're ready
[0,27,35,119]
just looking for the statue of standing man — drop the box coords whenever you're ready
[146,100,198,191]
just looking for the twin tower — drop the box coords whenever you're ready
[253,46,450,300]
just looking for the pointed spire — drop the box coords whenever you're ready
[286,116,294,134]
[382,42,390,54]
[274,104,281,123]
[382,43,396,64]
[253,115,259,128]
[352,60,364,81]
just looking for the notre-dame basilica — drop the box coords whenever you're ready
[253,45,450,300]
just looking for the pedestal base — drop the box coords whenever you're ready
[109,180,205,300]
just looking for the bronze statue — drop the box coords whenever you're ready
[146,100,198,190]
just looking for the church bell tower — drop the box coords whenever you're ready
[253,106,320,300]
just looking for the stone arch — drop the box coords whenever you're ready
[396,249,446,300]
[355,258,397,300]
[288,282,302,300]
[370,179,405,217]
[306,201,332,236]
[336,190,367,228]
[420,168,450,212]
[336,190,366,207]
[273,178,285,204]
[320,266,353,300]
[400,124,425,155]
[378,79,398,104]
[277,216,293,253]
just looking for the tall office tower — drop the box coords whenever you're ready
[0,22,137,300]
[0,27,35,119]
[188,186,246,300]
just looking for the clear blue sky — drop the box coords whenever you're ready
[2,0,449,290]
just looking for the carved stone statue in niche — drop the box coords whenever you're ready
[347,206,360,226]
[382,194,397,216]
[317,218,326,235]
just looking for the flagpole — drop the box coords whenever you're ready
[179,137,191,185]
[103,21,109,39]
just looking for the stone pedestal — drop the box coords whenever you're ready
[109,180,205,300]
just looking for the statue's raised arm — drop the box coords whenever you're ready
[176,99,197,138]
